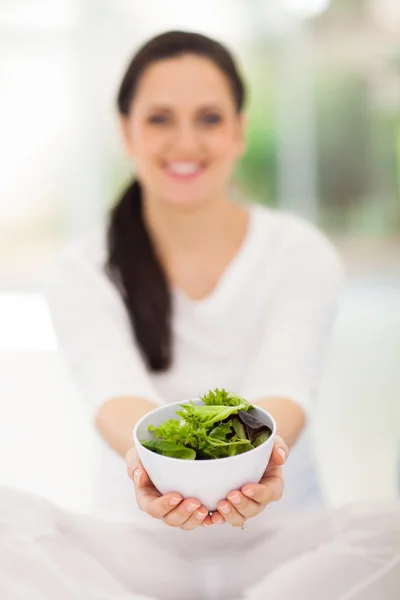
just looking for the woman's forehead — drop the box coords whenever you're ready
[133,56,234,108]
[144,101,227,113]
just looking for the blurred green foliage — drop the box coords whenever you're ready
[234,43,399,236]
[234,64,277,208]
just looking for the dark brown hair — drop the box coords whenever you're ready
[106,30,246,371]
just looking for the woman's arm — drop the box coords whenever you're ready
[254,397,305,449]
[95,395,159,457]
[242,223,345,445]
[44,241,164,455]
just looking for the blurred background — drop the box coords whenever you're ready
[0,0,399,515]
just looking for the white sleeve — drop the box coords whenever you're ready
[242,228,345,418]
[43,243,164,418]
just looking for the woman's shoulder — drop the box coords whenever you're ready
[43,222,110,298]
[250,203,344,272]
[53,221,108,273]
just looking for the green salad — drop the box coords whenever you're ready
[140,388,272,460]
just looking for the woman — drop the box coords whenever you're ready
[45,29,345,594]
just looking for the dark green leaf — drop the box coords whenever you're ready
[209,421,233,441]
[238,409,272,444]
[140,439,196,460]
[232,417,247,440]
[237,409,267,431]
[252,429,272,447]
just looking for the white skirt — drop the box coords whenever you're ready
[0,486,399,600]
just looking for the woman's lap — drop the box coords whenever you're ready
[242,502,400,600]
[0,488,399,599]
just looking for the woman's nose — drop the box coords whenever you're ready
[172,124,200,153]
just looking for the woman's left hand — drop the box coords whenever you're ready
[212,435,289,527]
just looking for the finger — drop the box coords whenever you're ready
[179,506,209,531]
[136,487,184,518]
[226,490,261,519]
[125,447,139,479]
[241,466,284,505]
[130,462,184,518]
[131,464,153,489]
[210,511,225,526]
[162,498,202,528]
[217,501,246,527]
[270,435,289,466]
[202,514,215,527]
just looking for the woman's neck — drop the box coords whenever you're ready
[141,192,250,300]
[142,193,248,262]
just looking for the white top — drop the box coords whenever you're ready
[45,203,345,527]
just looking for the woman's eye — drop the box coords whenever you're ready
[148,115,169,125]
[202,114,221,125]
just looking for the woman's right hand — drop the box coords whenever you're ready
[125,447,219,530]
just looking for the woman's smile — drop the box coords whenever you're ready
[163,161,207,182]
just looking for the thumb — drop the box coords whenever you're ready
[125,447,139,471]
[270,435,289,466]
[125,447,152,488]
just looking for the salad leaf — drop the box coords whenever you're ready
[232,417,247,440]
[237,409,272,445]
[140,439,196,460]
[140,388,271,460]
[208,421,233,441]
[148,419,198,448]
[201,388,254,412]
[198,433,253,459]
[253,429,272,447]
[176,403,243,429]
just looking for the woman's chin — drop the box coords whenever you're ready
[157,191,215,211]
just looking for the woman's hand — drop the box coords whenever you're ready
[211,435,289,527]
[125,447,217,530]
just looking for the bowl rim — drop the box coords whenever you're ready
[132,398,277,464]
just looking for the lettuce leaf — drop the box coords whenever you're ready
[141,439,196,460]
[208,421,233,441]
[176,403,244,429]
[232,417,247,440]
[140,388,270,460]
[200,388,254,412]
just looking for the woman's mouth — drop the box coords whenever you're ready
[164,161,206,182]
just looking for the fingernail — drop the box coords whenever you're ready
[195,511,206,521]
[242,488,255,497]
[228,494,241,505]
[133,468,141,485]
[219,503,231,515]
[169,497,181,506]
[214,515,224,524]
[278,448,287,463]
[187,502,200,512]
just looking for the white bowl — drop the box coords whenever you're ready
[133,398,276,511]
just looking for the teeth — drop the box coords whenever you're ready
[168,162,201,175]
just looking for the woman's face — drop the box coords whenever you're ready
[120,54,247,209]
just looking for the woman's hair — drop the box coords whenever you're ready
[106,30,246,371]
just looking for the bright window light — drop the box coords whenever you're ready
[0,1,81,32]
[0,292,57,351]
[282,0,331,18]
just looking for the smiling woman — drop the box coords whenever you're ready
[108,32,248,372]
[44,29,345,598]
[117,51,245,210]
